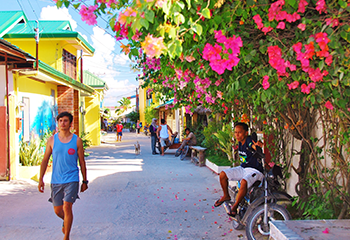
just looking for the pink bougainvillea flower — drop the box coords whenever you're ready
[79,5,98,25]
[308,68,323,82]
[322,70,329,76]
[253,14,264,29]
[298,23,306,31]
[262,75,270,90]
[217,91,223,99]
[297,0,308,13]
[155,0,166,8]
[293,42,302,54]
[185,54,196,63]
[301,83,310,94]
[285,12,301,23]
[276,22,285,29]
[325,55,333,66]
[141,34,166,58]
[287,81,299,90]
[316,0,327,14]
[262,26,273,35]
[268,0,284,21]
[118,7,137,25]
[325,101,334,110]
[132,29,142,41]
[308,82,316,90]
[326,18,340,28]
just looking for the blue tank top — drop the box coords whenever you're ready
[51,133,79,184]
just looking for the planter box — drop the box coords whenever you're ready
[18,166,52,183]
[205,159,231,174]
[18,166,40,181]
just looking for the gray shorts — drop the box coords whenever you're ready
[49,182,79,206]
[160,138,169,147]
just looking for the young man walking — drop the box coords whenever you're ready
[116,121,123,141]
[156,119,174,156]
[38,112,88,240]
[214,122,263,216]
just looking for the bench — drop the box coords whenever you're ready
[189,146,207,167]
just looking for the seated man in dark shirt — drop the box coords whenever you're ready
[214,122,263,216]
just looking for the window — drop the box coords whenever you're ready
[62,49,76,79]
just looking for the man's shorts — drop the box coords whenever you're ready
[117,132,122,136]
[223,166,263,188]
[160,137,169,147]
[49,182,79,206]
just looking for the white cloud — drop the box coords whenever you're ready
[40,6,77,30]
[83,27,137,106]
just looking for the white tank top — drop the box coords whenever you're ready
[159,124,169,138]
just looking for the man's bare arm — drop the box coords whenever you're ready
[77,137,88,192]
[38,136,54,193]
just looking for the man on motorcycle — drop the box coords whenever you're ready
[214,122,264,217]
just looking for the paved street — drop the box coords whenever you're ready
[0,132,246,240]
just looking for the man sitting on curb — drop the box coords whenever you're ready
[214,122,263,217]
[175,128,197,157]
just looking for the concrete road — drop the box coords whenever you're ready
[0,132,246,240]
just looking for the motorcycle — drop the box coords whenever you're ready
[222,144,292,240]
[156,132,178,153]
[143,126,149,136]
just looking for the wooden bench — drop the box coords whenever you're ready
[189,146,207,167]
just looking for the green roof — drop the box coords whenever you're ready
[0,11,27,38]
[0,11,94,54]
[37,60,95,95]
[83,70,108,89]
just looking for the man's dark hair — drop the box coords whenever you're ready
[185,127,190,132]
[161,119,165,124]
[235,122,249,132]
[57,111,73,123]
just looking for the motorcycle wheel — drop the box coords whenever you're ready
[245,203,291,240]
[180,145,189,160]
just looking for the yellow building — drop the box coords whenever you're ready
[0,11,105,180]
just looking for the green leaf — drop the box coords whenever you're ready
[174,13,185,25]
[73,3,81,9]
[319,60,324,70]
[339,0,347,8]
[169,27,176,39]
[192,24,203,36]
[140,18,149,30]
[244,54,252,63]
[201,8,211,19]
[286,0,297,8]
[247,0,255,7]
[176,1,185,9]
[109,16,116,30]
[64,0,70,8]
[250,50,257,56]
[145,10,155,23]
[340,71,344,81]
[57,0,63,8]
[186,0,191,9]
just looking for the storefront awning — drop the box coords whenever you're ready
[154,98,174,109]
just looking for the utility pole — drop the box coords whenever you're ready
[34,20,39,70]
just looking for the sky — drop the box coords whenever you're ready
[1,0,140,107]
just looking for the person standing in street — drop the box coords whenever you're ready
[136,120,141,134]
[157,119,174,156]
[149,118,159,155]
[116,121,123,141]
[38,111,88,240]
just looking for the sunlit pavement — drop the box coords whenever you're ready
[0,132,246,240]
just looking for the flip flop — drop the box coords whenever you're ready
[214,198,230,207]
[228,209,237,217]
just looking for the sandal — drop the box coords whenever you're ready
[228,208,237,217]
[214,198,230,207]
